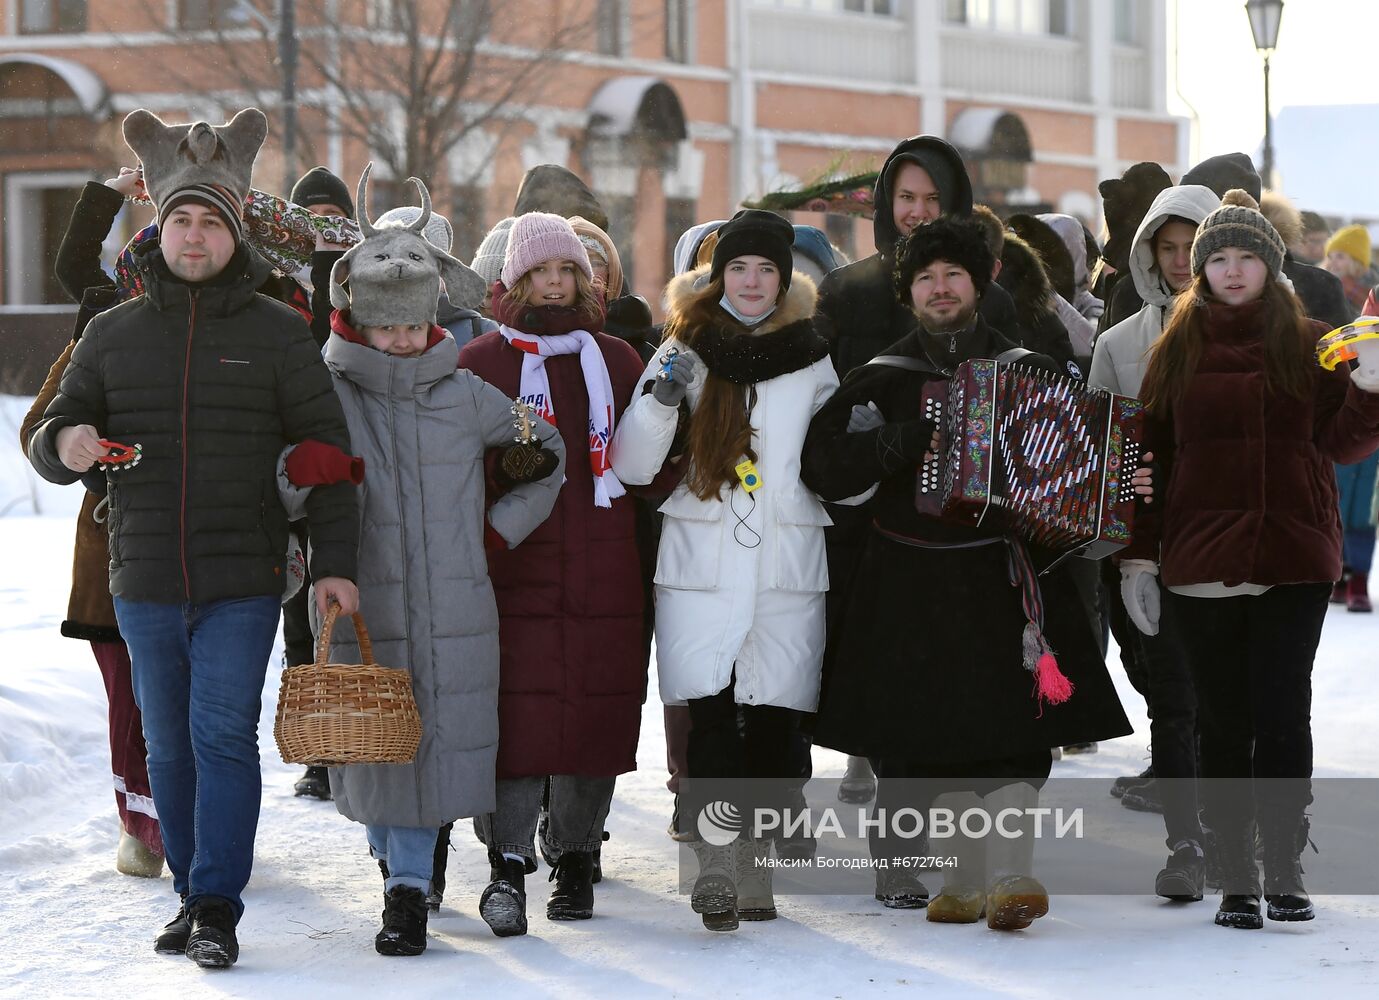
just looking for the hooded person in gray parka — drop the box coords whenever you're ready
[294,165,565,957]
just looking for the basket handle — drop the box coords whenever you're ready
[315,601,376,666]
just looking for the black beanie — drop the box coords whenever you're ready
[711,210,796,291]
[290,166,354,219]
[1181,152,1261,203]
[893,215,995,303]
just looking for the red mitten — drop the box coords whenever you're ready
[285,439,365,486]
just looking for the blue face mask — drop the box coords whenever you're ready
[719,293,776,328]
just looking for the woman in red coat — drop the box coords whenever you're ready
[1121,191,1379,931]
[459,213,647,936]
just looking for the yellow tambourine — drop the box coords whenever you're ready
[1317,317,1379,371]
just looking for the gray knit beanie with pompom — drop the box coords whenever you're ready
[1191,189,1286,278]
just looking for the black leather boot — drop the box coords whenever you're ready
[1261,815,1315,922]
[1213,821,1263,930]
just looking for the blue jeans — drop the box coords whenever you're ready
[114,595,281,921]
[365,824,436,893]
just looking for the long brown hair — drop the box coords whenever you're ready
[662,274,781,501]
[1139,271,1316,416]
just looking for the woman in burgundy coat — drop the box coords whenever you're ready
[459,213,647,936]
[1120,191,1379,931]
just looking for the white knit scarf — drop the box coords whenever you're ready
[498,325,625,508]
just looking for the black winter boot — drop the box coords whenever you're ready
[875,865,930,909]
[1110,764,1154,799]
[293,765,332,800]
[1155,840,1205,902]
[1120,779,1164,814]
[428,823,452,911]
[1213,822,1263,930]
[375,886,428,956]
[592,829,608,884]
[184,897,239,968]
[480,853,529,937]
[547,851,596,920]
[153,897,191,955]
[1262,815,1316,922]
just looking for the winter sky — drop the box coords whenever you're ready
[1169,0,1373,163]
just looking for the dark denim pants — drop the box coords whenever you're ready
[114,595,281,920]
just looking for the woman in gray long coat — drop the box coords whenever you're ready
[291,172,565,956]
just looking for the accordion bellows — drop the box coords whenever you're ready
[917,359,1143,558]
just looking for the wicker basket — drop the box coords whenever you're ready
[273,604,422,765]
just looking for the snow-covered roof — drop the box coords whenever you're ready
[0,54,110,118]
[1269,105,1379,219]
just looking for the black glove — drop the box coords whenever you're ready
[874,418,937,476]
[495,442,560,488]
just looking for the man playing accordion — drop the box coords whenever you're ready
[802,217,1133,931]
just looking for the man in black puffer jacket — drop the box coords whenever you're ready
[27,108,359,971]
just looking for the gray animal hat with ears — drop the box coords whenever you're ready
[122,107,268,243]
[329,163,487,327]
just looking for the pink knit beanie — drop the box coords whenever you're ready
[501,212,592,287]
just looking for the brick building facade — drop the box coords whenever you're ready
[0,0,1183,387]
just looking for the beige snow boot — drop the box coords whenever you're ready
[734,836,777,921]
[116,827,164,878]
[690,839,739,932]
[983,781,1049,931]
[926,791,987,924]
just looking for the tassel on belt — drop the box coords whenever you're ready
[873,523,1075,714]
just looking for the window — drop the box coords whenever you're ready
[1113,0,1139,45]
[450,185,489,265]
[665,198,698,278]
[4,177,87,305]
[824,214,856,265]
[944,0,1070,36]
[178,0,248,31]
[596,0,627,56]
[665,0,693,63]
[19,0,86,33]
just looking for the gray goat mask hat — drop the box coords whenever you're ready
[329,163,486,327]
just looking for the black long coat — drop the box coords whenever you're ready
[799,326,1131,761]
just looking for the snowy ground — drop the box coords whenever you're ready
[3,396,1378,999]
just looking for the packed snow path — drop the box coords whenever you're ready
[2,466,1377,998]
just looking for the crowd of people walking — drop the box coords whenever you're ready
[20,103,1379,966]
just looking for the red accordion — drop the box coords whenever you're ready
[915,358,1143,558]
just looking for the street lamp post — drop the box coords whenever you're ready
[1245,0,1284,189]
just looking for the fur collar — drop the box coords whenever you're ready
[665,264,818,334]
[665,265,827,385]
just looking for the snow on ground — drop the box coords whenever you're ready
[3,393,1378,998]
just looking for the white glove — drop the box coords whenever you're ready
[1120,559,1161,636]
[1351,362,1379,394]
[847,401,884,433]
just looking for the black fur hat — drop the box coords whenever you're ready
[1008,214,1075,302]
[893,216,995,305]
[1098,162,1172,272]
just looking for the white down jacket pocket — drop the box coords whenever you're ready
[771,490,831,592]
[655,488,725,591]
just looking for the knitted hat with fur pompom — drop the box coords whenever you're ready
[1191,189,1286,278]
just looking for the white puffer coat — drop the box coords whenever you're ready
[612,269,839,711]
[1090,185,1221,396]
